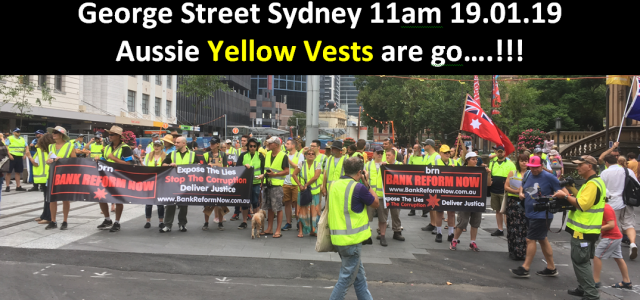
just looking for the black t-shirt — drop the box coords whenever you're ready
[162,150,199,165]
[268,151,289,172]
[238,152,266,174]
[188,141,198,150]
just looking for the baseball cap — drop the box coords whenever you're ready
[210,137,221,145]
[440,144,451,153]
[78,134,85,137]
[151,133,159,138]
[13,128,20,132]
[493,146,505,151]
[267,136,280,145]
[95,132,102,138]
[421,139,435,147]
[572,155,598,165]
[153,140,163,146]
[372,145,383,152]
[35,130,45,135]
[534,147,543,153]
[526,156,542,167]
[465,152,478,159]
[226,139,232,144]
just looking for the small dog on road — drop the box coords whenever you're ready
[251,209,267,239]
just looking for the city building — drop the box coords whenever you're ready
[176,75,251,138]
[249,90,294,130]
[340,75,360,117]
[250,75,307,112]
[320,75,340,109]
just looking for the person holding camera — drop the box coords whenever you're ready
[510,156,567,278]
[553,155,606,300]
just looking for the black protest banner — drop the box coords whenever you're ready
[46,158,252,206]
[381,165,487,212]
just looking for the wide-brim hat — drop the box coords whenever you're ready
[161,134,175,145]
[47,126,70,142]
[105,125,124,137]
[332,141,343,149]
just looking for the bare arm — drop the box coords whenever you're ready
[599,142,618,164]
[292,165,303,187]
[504,170,518,194]
[601,220,615,231]
[369,187,379,209]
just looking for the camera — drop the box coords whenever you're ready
[558,176,575,188]
[533,196,576,213]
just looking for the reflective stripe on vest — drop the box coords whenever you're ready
[300,161,320,195]
[265,151,287,186]
[325,155,346,186]
[436,158,456,166]
[33,147,49,184]
[8,136,26,156]
[287,152,302,186]
[367,161,384,197]
[171,150,195,165]
[567,177,606,235]
[104,143,130,163]
[422,152,437,166]
[144,153,163,167]
[49,142,73,159]
[90,144,104,159]
[328,179,371,245]
[507,170,523,197]
[243,152,263,184]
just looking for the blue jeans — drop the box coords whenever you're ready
[330,244,373,300]
[145,205,165,219]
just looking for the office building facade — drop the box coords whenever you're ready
[250,75,307,112]
[340,75,360,117]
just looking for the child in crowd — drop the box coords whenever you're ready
[592,201,632,289]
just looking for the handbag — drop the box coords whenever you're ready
[0,156,9,173]
[499,192,508,214]
[316,202,337,252]
[298,175,313,206]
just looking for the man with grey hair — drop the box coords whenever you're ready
[161,136,198,233]
[256,136,289,238]
[328,156,379,299]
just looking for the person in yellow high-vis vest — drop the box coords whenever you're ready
[553,156,607,299]
[161,136,199,233]
[5,128,27,192]
[238,138,264,229]
[308,140,328,211]
[26,133,55,225]
[432,144,460,243]
[44,126,76,230]
[322,141,347,199]
[292,148,321,238]
[282,139,303,232]
[84,132,105,160]
[142,140,166,229]
[489,145,516,237]
[328,156,379,299]
[96,125,135,233]
[420,139,439,228]
[256,136,289,238]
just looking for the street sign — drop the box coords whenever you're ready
[213,131,218,136]
[232,127,239,134]
[610,141,614,148]
[162,123,169,129]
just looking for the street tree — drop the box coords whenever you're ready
[287,112,306,137]
[0,75,55,127]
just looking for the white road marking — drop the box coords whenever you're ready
[63,275,82,277]
[149,278,166,281]
[215,277,232,282]
[121,277,138,280]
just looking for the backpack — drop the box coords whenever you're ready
[550,156,561,168]
[623,166,640,207]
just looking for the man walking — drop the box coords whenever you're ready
[161,136,198,232]
[257,136,289,238]
[407,143,424,217]
[328,157,379,300]
[28,129,45,191]
[421,139,439,229]
[5,128,27,192]
[489,146,516,236]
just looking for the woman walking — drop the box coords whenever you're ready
[504,153,530,260]
[142,140,165,229]
[28,133,55,224]
[292,149,321,237]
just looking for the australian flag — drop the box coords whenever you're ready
[625,76,640,121]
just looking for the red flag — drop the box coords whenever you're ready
[473,75,480,103]
[492,75,502,108]
[495,126,515,156]
[461,94,502,146]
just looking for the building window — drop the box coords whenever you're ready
[38,75,47,87]
[166,100,172,117]
[20,75,30,85]
[142,94,149,114]
[166,76,172,89]
[143,75,149,82]
[155,76,162,85]
[155,97,161,116]
[54,75,62,91]
[127,90,136,112]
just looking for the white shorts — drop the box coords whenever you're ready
[614,206,636,231]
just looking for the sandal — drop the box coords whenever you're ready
[310,233,317,237]
[611,282,632,289]
[298,233,304,238]
[273,233,282,238]
[463,229,467,232]
[260,232,273,236]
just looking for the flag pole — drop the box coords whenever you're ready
[454,93,469,159]
[617,76,636,142]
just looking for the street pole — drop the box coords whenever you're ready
[357,106,361,140]
[306,75,319,143]
[296,117,299,138]
[224,114,227,141]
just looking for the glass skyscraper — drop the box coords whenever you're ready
[340,75,360,117]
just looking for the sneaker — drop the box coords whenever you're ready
[230,214,239,221]
[567,288,584,297]
[421,224,435,231]
[536,268,558,277]
[238,222,248,229]
[97,219,113,229]
[510,266,530,277]
[393,232,405,241]
[15,186,26,191]
[469,242,480,252]
[109,222,120,232]
[281,223,292,231]
[60,222,68,230]
[450,240,458,250]
[362,237,373,245]
[491,229,504,236]
[435,233,443,243]
[218,223,224,231]
[448,234,454,242]
[630,244,638,260]
[202,222,209,231]
[179,225,187,232]
[160,226,171,233]
[159,223,165,229]
[408,210,416,216]
[380,235,388,247]
[432,229,436,235]
[421,212,429,217]
[45,221,57,230]
[144,222,151,229]
[28,186,39,192]
[376,234,381,240]
[4,186,8,193]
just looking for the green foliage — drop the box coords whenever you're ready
[287,112,306,135]
[0,75,55,127]
[178,75,231,127]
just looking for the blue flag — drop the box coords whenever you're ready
[625,77,640,121]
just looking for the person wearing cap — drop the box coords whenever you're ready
[162,134,176,154]
[201,137,229,230]
[142,139,167,229]
[74,134,86,158]
[146,133,160,154]
[84,132,105,160]
[532,147,553,174]
[236,138,265,229]
[44,126,76,230]
[27,130,46,192]
[225,139,238,156]
[322,141,347,199]
[433,144,461,243]
[95,125,134,233]
[4,128,28,192]
[488,145,516,237]
[161,136,199,233]
[450,151,489,252]
[420,139,440,227]
[509,155,566,278]
[281,138,303,232]
[257,136,289,238]
[552,156,607,299]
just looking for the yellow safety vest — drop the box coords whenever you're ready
[408,155,423,165]
[567,177,606,237]
[90,144,104,159]
[366,161,384,197]
[32,147,49,184]
[436,157,460,166]
[507,170,523,197]
[490,157,515,177]
[287,151,303,186]
[171,149,195,165]
[325,155,346,188]
[104,143,130,163]
[328,178,371,246]
[265,151,287,186]
[204,150,225,166]
[48,142,74,159]
[299,161,320,195]
[243,152,263,184]
[315,153,327,187]
[8,136,26,156]
[144,153,164,167]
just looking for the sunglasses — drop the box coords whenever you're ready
[375,151,384,155]
[109,133,118,136]
[306,152,315,156]
[248,145,258,148]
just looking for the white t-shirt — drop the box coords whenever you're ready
[284,152,302,185]
[601,164,638,210]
